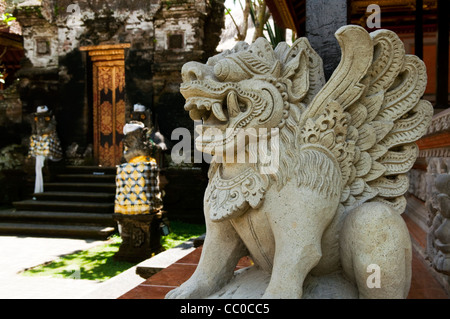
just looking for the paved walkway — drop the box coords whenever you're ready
[0,235,197,299]
[4,234,446,299]
[0,235,106,299]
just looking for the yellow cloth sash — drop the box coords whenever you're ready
[129,155,156,164]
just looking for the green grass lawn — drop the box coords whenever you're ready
[20,220,206,281]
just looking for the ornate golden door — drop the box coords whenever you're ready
[81,44,130,167]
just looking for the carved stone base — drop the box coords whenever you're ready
[207,266,358,299]
[113,212,165,263]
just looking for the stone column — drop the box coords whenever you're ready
[435,0,449,108]
[305,0,348,80]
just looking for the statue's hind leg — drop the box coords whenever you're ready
[340,202,412,299]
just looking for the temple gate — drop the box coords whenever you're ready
[80,44,130,167]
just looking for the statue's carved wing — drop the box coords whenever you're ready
[298,25,433,213]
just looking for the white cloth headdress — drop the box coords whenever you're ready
[133,103,146,112]
[37,105,49,113]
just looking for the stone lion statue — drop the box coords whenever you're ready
[166,25,433,299]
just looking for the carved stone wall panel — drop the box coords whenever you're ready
[409,107,450,293]
[426,158,450,277]
[408,168,428,202]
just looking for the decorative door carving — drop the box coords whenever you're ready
[81,44,130,167]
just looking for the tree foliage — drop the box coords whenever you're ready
[1,12,16,27]
[0,12,16,84]
[226,0,287,48]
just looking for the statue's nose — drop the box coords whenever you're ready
[181,62,213,82]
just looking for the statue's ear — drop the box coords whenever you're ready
[245,38,281,77]
[142,127,150,140]
[281,49,309,103]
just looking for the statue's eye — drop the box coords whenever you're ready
[140,114,146,120]
[213,59,250,82]
[214,61,229,82]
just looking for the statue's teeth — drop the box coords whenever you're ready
[227,91,240,118]
[189,108,203,121]
[212,102,227,122]
[184,102,195,111]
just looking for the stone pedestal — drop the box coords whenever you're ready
[113,211,165,263]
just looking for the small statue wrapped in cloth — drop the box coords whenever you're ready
[129,103,169,167]
[115,121,163,214]
[28,106,62,193]
[113,121,166,262]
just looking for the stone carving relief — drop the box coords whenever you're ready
[408,169,427,202]
[426,158,450,275]
[424,109,450,136]
[166,25,433,299]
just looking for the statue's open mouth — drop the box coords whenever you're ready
[182,83,248,150]
[184,90,243,125]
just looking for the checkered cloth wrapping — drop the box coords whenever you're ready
[29,132,63,160]
[114,160,163,215]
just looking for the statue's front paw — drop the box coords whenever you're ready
[165,280,213,299]
[165,286,189,299]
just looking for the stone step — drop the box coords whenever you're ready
[55,174,116,183]
[0,222,116,239]
[44,182,116,193]
[0,210,116,226]
[32,191,115,203]
[13,200,114,214]
[4,165,119,240]
[63,165,117,175]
